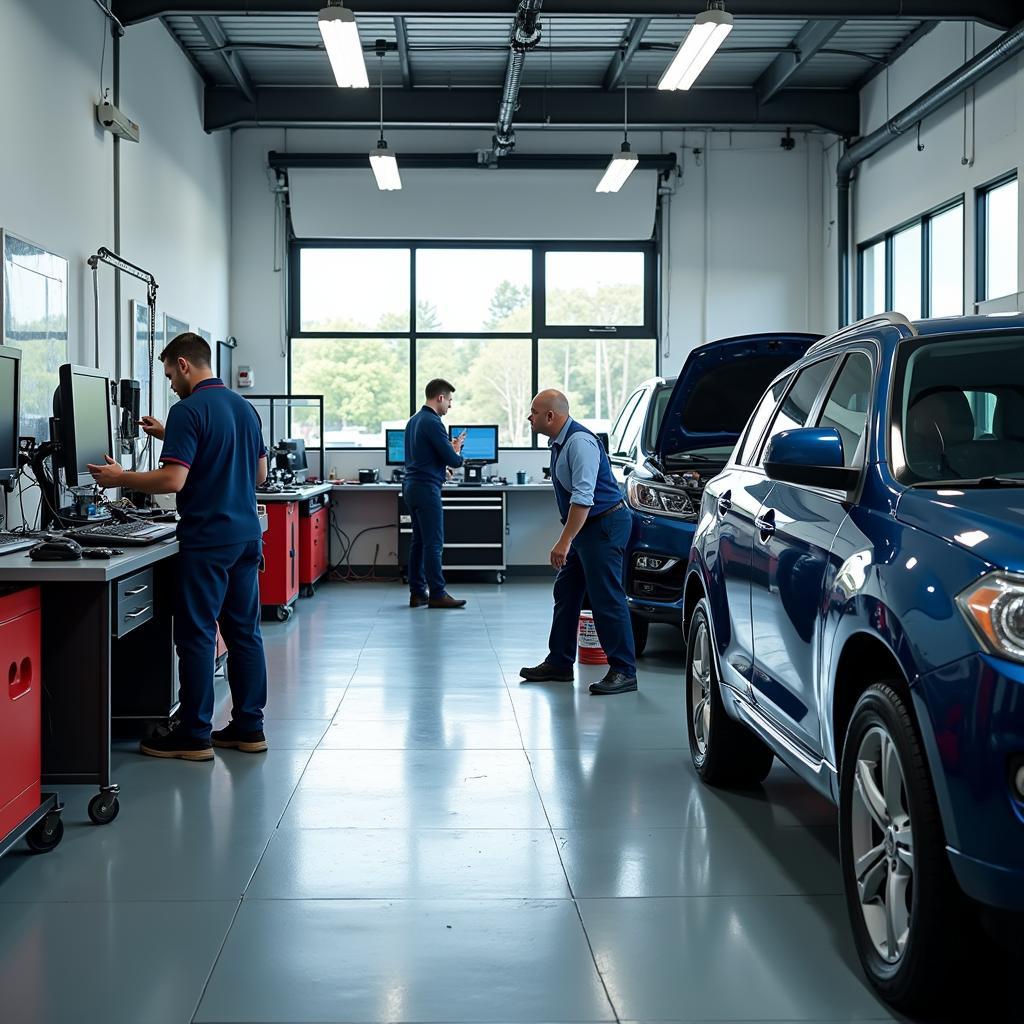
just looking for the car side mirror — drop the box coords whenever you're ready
[596,431,610,453]
[764,427,860,491]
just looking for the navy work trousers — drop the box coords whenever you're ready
[175,539,268,740]
[547,505,637,677]
[403,479,447,597]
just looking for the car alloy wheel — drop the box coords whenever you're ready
[689,617,712,760]
[850,724,914,965]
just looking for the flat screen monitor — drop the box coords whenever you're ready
[385,428,405,466]
[55,364,113,487]
[449,424,498,464]
[0,346,21,485]
[276,438,308,479]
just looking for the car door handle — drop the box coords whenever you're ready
[717,491,732,517]
[755,509,776,540]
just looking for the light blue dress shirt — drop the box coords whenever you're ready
[550,418,601,508]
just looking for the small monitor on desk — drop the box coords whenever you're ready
[448,425,498,464]
[0,346,21,486]
[54,364,113,488]
[385,428,405,466]
[276,438,308,481]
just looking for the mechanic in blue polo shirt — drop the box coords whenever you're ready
[87,332,270,761]
[520,388,638,695]
[403,377,468,609]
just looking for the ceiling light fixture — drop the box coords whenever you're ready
[318,2,369,88]
[658,1,733,91]
[369,46,401,191]
[597,78,638,193]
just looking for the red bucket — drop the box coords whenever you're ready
[577,609,608,665]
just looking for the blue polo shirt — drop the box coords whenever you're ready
[159,378,266,549]
[404,405,464,487]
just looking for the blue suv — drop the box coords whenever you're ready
[622,333,819,653]
[684,312,1024,1013]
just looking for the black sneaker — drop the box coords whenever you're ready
[520,661,575,683]
[410,592,429,608]
[140,723,214,761]
[589,670,638,695]
[211,722,268,753]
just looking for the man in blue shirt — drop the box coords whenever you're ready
[88,333,270,760]
[520,389,638,695]
[403,378,467,609]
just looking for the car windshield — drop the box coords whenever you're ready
[663,444,736,466]
[894,332,1024,486]
[643,384,675,452]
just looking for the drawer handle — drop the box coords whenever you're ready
[124,605,151,620]
[123,585,149,597]
[8,656,32,700]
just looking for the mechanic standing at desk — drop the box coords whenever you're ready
[521,389,638,695]
[87,332,270,761]
[403,378,467,609]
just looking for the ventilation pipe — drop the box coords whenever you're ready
[491,0,543,159]
[836,18,1024,325]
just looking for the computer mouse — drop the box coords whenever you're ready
[83,547,114,559]
[29,538,84,561]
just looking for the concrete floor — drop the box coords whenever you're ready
[0,580,915,1022]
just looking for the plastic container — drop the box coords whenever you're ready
[577,609,608,665]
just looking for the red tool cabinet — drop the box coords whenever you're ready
[298,492,330,597]
[0,586,63,856]
[259,500,299,621]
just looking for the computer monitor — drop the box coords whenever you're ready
[276,438,308,480]
[0,346,21,486]
[448,424,498,464]
[385,428,405,466]
[54,364,113,487]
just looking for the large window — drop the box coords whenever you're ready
[290,242,658,448]
[977,174,1018,302]
[858,197,964,321]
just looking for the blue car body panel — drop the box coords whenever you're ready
[686,315,1024,913]
[624,332,820,623]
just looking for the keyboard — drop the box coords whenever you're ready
[71,519,177,547]
[0,531,41,555]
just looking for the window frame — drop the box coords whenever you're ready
[288,238,659,450]
[812,350,875,468]
[975,171,1019,303]
[856,195,965,320]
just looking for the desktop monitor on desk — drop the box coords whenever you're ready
[385,428,405,466]
[276,438,308,481]
[0,346,21,486]
[448,424,498,485]
[54,364,113,488]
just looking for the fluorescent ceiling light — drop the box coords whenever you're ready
[318,4,369,88]
[596,143,639,193]
[658,7,733,91]
[370,141,402,190]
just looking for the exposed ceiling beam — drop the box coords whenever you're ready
[604,17,650,91]
[193,14,255,103]
[394,16,412,87]
[113,1,1022,31]
[268,151,678,170]
[755,19,844,103]
[204,85,859,134]
[855,19,938,88]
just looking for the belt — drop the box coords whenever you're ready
[587,499,626,523]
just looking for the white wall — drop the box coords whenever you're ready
[0,1,231,528]
[840,21,1024,322]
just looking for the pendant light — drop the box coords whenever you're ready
[318,2,369,89]
[658,1,733,92]
[596,78,638,193]
[369,48,401,191]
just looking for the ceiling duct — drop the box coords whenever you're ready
[490,0,543,160]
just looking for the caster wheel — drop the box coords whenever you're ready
[275,605,293,622]
[496,572,505,584]
[88,793,120,825]
[26,814,64,854]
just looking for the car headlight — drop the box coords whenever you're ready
[956,572,1024,662]
[626,476,696,520]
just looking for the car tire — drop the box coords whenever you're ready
[838,682,967,1016]
[685,598,774,787]
[630,613,649,657]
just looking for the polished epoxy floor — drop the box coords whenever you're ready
[0,581,916,1022]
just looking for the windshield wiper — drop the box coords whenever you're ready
[664,452,714,463]
[911,476,1024,489]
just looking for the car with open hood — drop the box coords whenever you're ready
[621,332,820,653]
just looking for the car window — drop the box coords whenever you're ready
[815,352,873,467]
[610,389,643,456]
[736,375,792,466]
[616,392,649,458]
[643,384,674,453]
[756,356,839,466]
